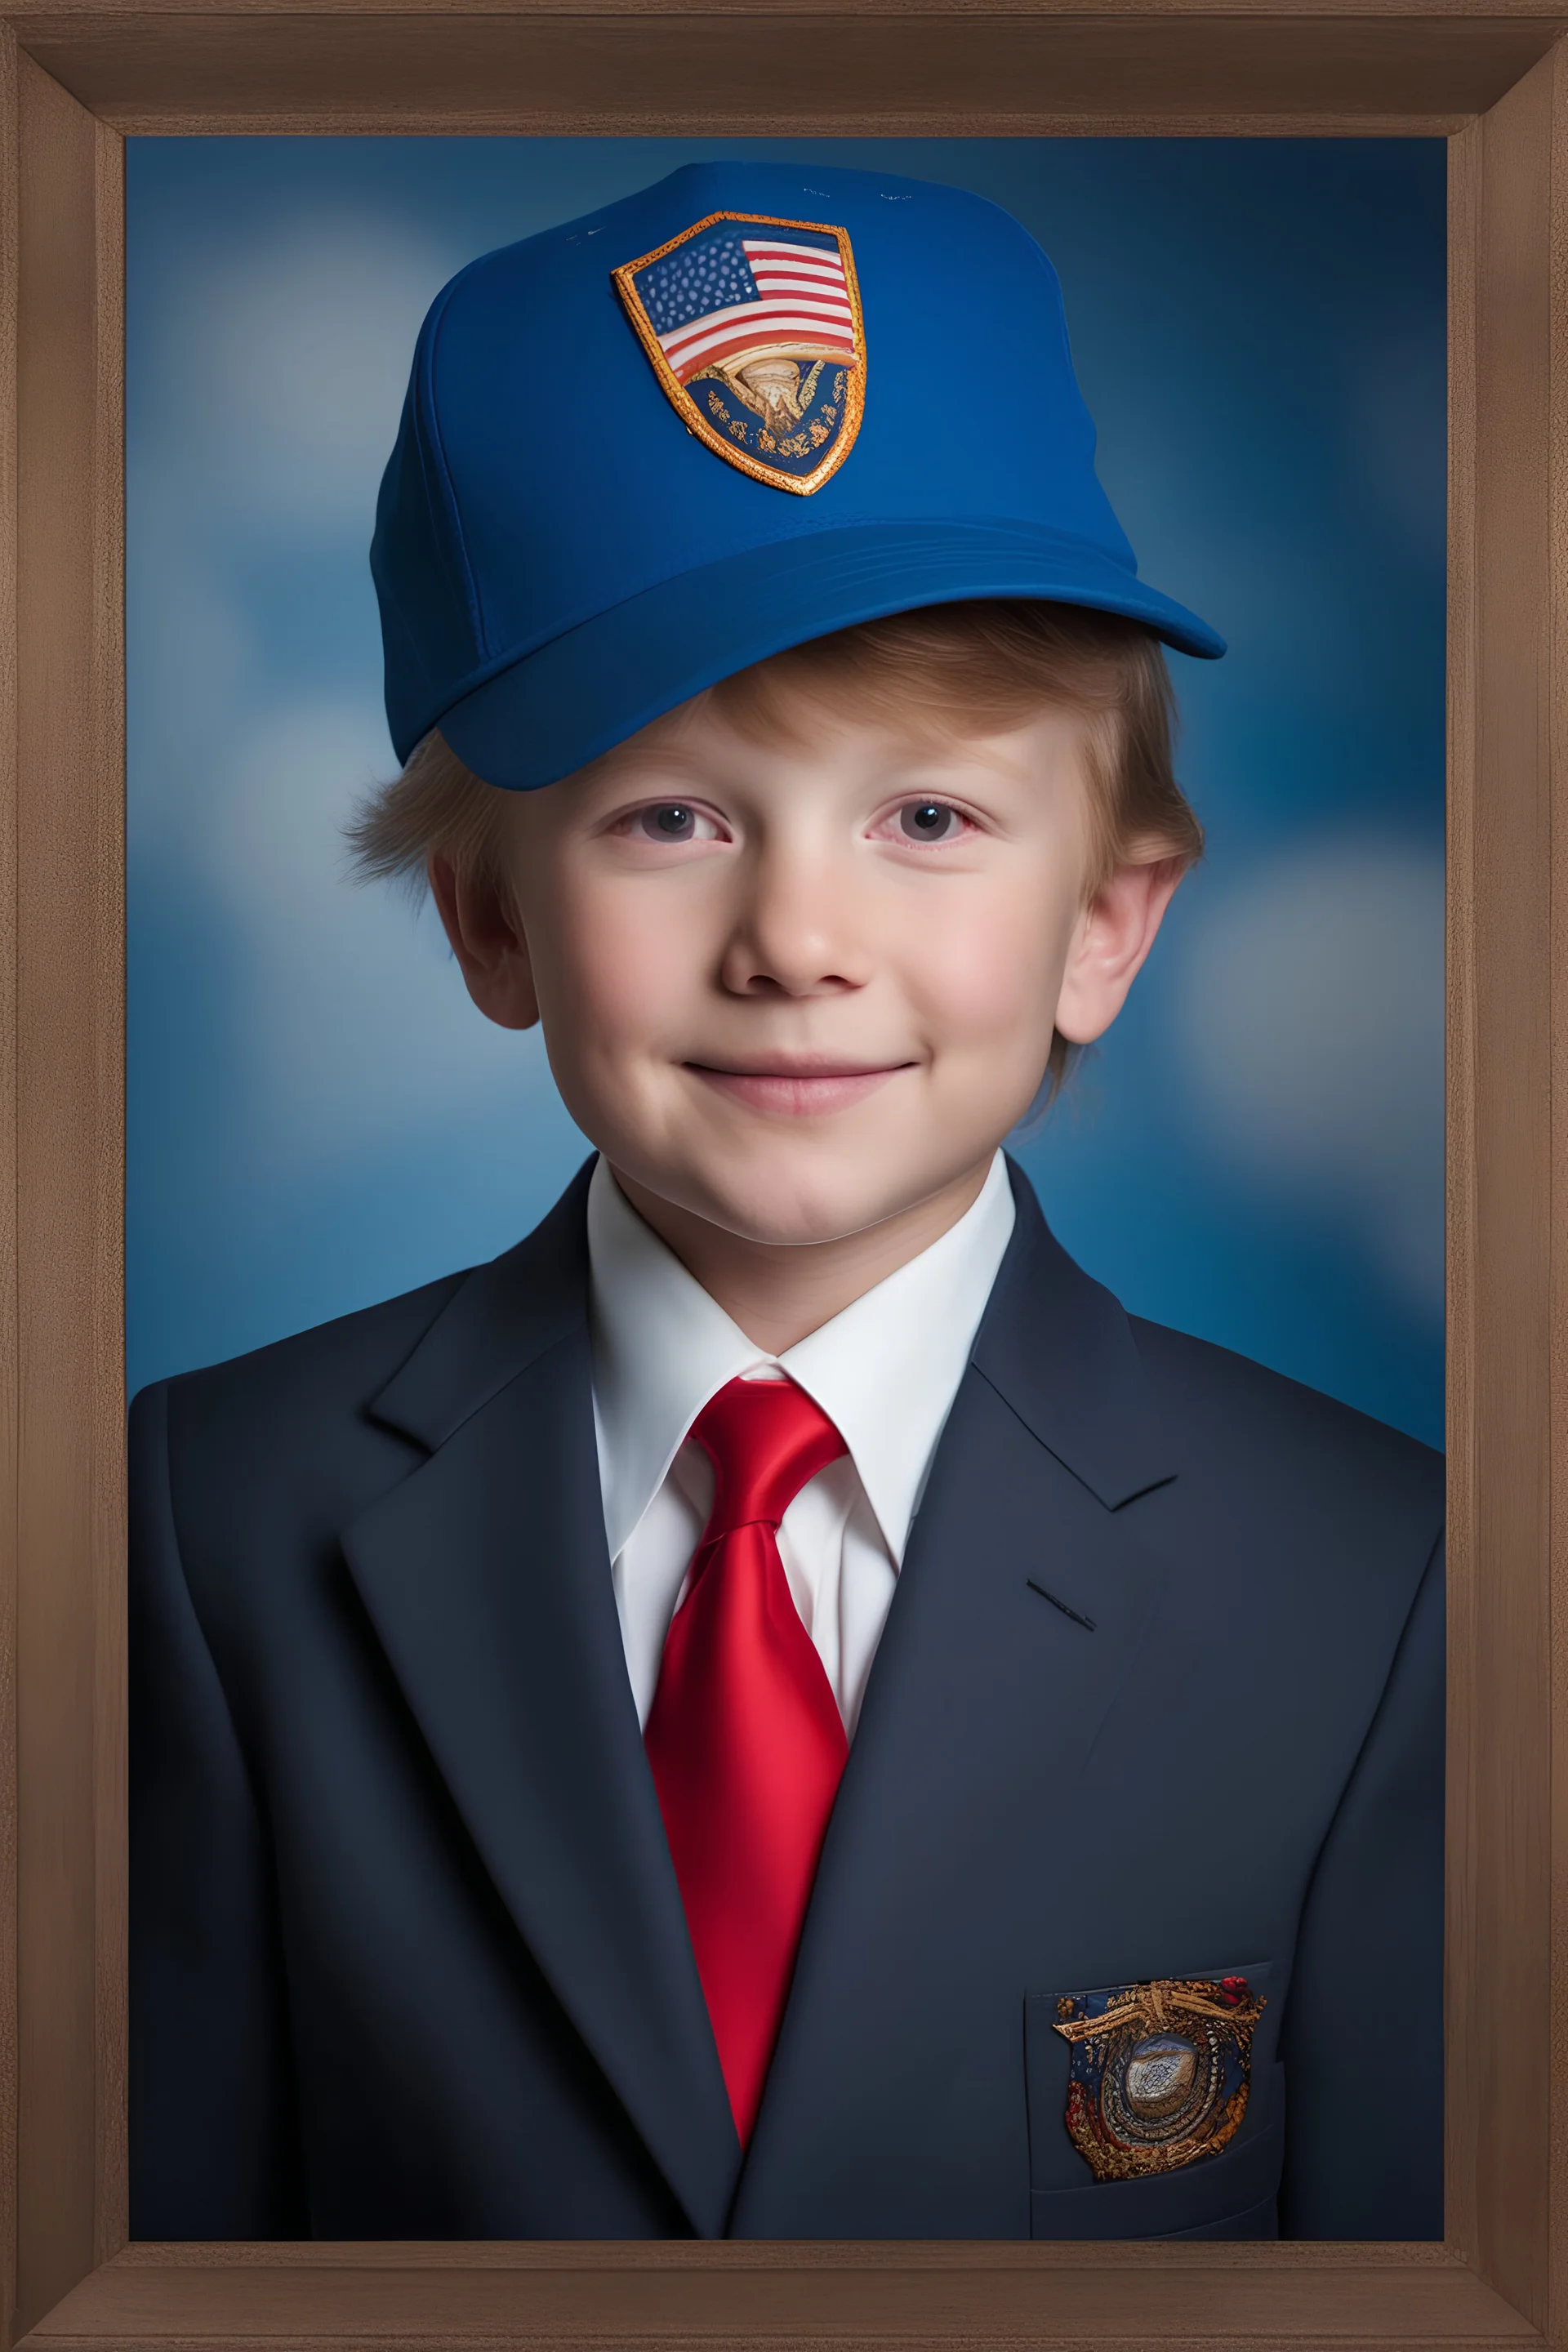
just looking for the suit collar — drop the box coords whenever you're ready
[372,1150,1168,1516]
[970,1157,1178,1511]
[368,1156,596,1452]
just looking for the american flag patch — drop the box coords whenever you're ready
[638,230,857,383]
[613,210,866,497]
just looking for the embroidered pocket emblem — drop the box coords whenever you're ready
[1053,1974,1265,2182]
[613,211,866,496]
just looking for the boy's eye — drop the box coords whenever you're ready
[632,804,719,843]
[895,800,966,844]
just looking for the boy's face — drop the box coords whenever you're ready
[435,682,1179,1250]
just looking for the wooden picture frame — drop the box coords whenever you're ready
[0,5,1559,2345]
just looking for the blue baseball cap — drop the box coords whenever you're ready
[371,159,1224,791]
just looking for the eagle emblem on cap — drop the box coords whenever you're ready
[1053,1975,1266,2182]
[613,211,866,496]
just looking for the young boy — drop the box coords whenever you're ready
[129,158,1443,2243]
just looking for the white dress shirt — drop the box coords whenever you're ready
[586,1150,1017,1738]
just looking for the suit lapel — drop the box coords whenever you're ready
[830,1158,1180,1829]
[341,1165,741,2237]
[733,1169,1179,2224]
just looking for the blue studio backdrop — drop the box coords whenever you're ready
[126,136,1446,1446]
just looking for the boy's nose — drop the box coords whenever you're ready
[719,855,867,999]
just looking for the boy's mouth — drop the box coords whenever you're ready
[685,1057,914,1116]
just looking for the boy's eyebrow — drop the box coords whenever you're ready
[586,748,718,792]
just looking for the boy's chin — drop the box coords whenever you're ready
[662,1152,985,1250]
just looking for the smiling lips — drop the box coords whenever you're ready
[688,1059,913,1116]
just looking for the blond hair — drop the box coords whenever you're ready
[348,599,1204,1096]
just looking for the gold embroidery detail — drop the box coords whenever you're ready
[1054,1981,1264,2045]
[1053,1976,1267,2183]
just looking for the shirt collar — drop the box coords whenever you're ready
[586,1151,1016,1565]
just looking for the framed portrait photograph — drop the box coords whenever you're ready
[1,7,1564,2350]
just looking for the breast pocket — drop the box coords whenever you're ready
[1025,1961,1284,2241]
[1027,2068,1285,2238]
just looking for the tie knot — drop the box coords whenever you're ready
[688,1375,847,1540]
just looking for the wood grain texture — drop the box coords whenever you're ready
[1443,38,1564,2340]
[54,110,1499,137]
[1552,105,1568,2352]
[8,12,1562,133]
[85,100,122,2292]
[0,0,1564,19]
[15,2246,1544,2350]
[1547,38,1568,2352]
[0,29,18,2352]
[0,8,1561,2352]
[98,2240,1519,2266]
[10,45,123,2352]
[1445,88,1484,2326]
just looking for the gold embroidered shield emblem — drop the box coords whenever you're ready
[1053,1975,1267,2182]
[613,210,866,496]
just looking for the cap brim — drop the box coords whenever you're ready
[431,520,1226,791]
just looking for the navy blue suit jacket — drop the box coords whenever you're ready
[129,1159,1444,2241]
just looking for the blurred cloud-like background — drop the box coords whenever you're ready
[127,137,1446,1446]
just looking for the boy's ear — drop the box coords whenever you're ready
[1054,855,1186,1045]
[428,851,541,1031]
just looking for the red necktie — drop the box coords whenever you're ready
[644,1375,849,2143]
